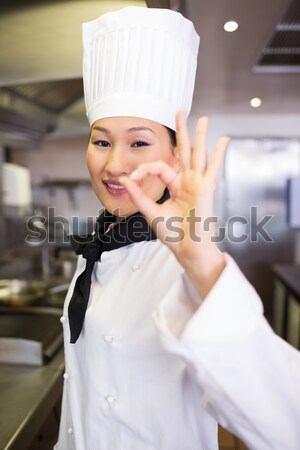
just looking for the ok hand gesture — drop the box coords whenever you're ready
[120,111,229,298]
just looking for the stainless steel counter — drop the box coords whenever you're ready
[0,348,64,450]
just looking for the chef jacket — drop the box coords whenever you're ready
[55,239,300,450]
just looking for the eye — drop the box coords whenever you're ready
[93,140,111,147]
[131,141,149,148]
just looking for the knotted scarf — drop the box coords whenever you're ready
[68,188,170,343]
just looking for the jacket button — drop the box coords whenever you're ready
[106,395,117,404]
[103,335,114,343]
[67,427,73,434]
[131,264,140,272]
[63,372,69,380]
[60,316,66,324]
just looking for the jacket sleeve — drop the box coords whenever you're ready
[153,254,300,450]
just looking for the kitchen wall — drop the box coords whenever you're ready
[11,135,101,224]
[189,113,300,147]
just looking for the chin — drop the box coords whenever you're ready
[99,197,137,218]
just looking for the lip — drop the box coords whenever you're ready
[103,179,127,195]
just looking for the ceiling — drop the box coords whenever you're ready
[188,0,300,116]
[0,0,299,142]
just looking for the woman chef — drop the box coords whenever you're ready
[55,6,300,450]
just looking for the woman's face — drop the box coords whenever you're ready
[86,116,178,217]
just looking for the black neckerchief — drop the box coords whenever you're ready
[68,188,170,343]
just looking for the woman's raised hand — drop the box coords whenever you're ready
[120,111,230,298]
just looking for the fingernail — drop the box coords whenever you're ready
[199,116,208,124]
[130,170,139,180]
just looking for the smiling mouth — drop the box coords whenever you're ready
[103,180,127,195]
[105,182,125,190]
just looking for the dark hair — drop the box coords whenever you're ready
[165,127,176,147]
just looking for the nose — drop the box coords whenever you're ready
[105,145,131,176]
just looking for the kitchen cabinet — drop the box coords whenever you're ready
[272,265,300,349]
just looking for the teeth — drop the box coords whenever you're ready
[107,183,124,189]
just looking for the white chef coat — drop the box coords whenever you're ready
[55,239,300,450]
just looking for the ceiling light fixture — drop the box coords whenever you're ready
[224,21,239,32]
[250,97,262,108]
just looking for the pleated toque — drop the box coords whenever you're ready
[82,6,200,130]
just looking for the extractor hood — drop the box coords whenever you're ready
[0,78,83,141]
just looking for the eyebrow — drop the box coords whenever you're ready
[92,126,110,133]
[92,126,154,134]
[127,127,154,133]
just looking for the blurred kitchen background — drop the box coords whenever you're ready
[0,1,300,449]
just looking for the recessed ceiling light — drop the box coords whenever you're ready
[224,21,239,32]
[250,97,262,108]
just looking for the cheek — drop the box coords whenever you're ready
[140,146,176,196]
[157,152,177,171]
[165,152,176,167]
[86,149,105,178]
[144,144,176,167]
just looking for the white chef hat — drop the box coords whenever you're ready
[82,6,200,130]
